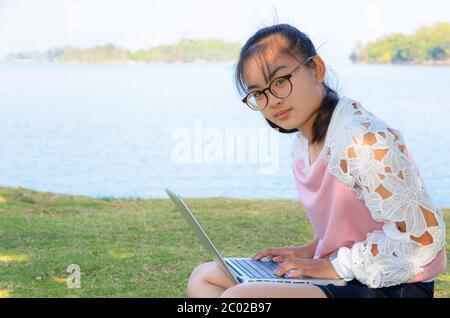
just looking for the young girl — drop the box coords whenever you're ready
[186,24,447,298]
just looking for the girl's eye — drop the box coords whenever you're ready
[252,91,262,97]
[275,78,287,86]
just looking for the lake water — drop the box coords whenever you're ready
[0,61,449,207]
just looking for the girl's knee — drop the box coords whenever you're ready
[188,262,211,289]
[189,261,215,281]
[186,262,214,296]
[187,261,236,297]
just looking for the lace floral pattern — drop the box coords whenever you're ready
[292,97,446,288]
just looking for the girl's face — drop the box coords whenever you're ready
[242,44,326,138]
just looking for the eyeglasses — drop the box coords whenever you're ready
[242,55,314,111]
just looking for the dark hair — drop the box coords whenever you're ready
[233,23,339,145]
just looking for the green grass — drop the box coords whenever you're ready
[0,186,449,298]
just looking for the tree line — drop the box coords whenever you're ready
[350,22,450,64]
[6,38,242,63]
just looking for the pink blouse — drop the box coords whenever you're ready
[291,96,447,288]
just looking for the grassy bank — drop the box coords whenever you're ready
[0,187,449,298]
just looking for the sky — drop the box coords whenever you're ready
[0,0,449,62]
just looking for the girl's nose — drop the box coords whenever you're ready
[266,92,283,108]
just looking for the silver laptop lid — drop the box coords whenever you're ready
[165,188,239,285]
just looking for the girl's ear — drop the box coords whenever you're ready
[311,55,326,84]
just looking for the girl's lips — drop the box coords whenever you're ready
[275,109,291,120]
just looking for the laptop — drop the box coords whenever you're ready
[166,188,347,286]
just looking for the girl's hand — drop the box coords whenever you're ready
[274,258,341,280]
[251,246,314,263]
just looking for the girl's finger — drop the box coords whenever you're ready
[272,256,284,263]
[274,262,294,276]
[286,270,303,278]
[252,250,268,260]
[276,259,305,275]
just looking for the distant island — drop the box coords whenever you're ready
[350,22,450,64]
[5,38,242,63]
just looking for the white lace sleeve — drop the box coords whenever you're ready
[328,104,446,288]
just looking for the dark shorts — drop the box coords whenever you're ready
[315,279,434,298]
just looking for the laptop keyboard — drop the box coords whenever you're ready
[228,258,280,278]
